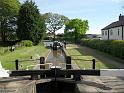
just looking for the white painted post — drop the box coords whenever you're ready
[0,61,9,77]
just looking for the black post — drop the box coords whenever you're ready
[15,59,18,70]
[66,56,71,78]
[40,57,45,78]
[92,59,96,69]
[64,41,66,49]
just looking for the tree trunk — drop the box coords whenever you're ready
[0,22,1,41]
[1,21,7,42]
[1,31,6,42]
[74,30,77,44]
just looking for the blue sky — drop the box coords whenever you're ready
[20,0,124,34]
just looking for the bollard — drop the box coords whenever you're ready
[15,59,18,70]
[92,59,96,69]
[40,57,45,78]
[66,56,71,78]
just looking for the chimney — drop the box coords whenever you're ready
[119,14,124,21]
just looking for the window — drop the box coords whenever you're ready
[105,31,107,35]
[118,29,119,36]
[102,31,104,35]
[110,30,113,35]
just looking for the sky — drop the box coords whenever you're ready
[20,0,124,34]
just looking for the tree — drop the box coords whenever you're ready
[1,16,17,41]
[65,18,89,43]
[0,0,20,41]
[17,0,46,45]
[43,13,68,41]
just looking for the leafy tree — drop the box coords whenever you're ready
[42,13,68,41]
[17,0,46,45]
[0,0,20,41]
[0,0,20,19]
[65,19,89,43]
[1,16,17,41]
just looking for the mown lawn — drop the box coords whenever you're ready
[0,45,49,70]
[67,44,117,69]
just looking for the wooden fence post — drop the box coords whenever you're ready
[92,59,96,69]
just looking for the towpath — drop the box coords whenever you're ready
[66,44,124,93]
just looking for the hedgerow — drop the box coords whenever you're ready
[81,39,124,59]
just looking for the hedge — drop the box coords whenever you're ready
[81,39,124,59]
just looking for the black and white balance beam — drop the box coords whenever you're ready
[100,69,124,76]
[10,69,124,77]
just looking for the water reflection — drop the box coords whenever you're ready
[46,49,65,68]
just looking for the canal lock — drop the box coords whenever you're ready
[36,41,79,93]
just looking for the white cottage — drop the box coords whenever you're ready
[101,14,124,40]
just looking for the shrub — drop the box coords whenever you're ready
[81,39,124,59]
[21,40,33,47]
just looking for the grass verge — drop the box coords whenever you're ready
[0,45,49,70]
[67,44,117,69]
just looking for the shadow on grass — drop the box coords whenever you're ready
[0,41,19,47]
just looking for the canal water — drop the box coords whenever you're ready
[36,42,78,93]
[46,49,66,68]
[44,41,66,69]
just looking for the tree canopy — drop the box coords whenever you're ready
[0,0,20,41]
[65,18,89,43]
[0,0,20,20]
[17,0,46,44]
[42,13,69,41]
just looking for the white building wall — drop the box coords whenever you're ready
[101,30,108,40]
[102,26,124,40]
[109,26,122,40]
